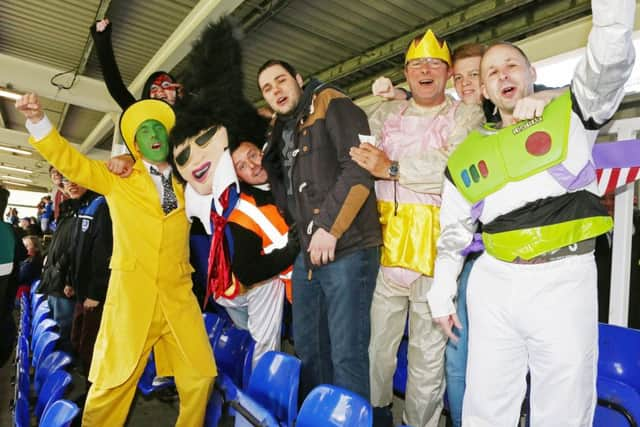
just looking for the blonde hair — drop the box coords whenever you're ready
[22,235,42,255]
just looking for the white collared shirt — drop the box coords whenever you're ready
[143,161,175,207]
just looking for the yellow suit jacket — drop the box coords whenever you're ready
[30,128,216,389]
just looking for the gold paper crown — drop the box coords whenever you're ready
[405,29,451,66]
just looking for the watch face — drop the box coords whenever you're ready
[389,161,399,177]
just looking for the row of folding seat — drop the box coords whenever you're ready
[197,310,377,426]
[213,350,377,427]
[18,282,382,426]
[12,280,80,427]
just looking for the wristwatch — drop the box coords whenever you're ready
[388,161,399,179]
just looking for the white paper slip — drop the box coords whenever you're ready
[358,134,377,146]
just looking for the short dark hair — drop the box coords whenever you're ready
[483,41,531,67]
[257,59,299,89]
[0,186,9,216]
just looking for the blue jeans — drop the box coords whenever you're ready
[291,247,379,400]
[48,295,76,356]
[445,257,475,427]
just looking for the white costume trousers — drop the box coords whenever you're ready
[216,279,285,367]
[463,252,598,427]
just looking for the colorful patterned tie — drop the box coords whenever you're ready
[150,167,178,215]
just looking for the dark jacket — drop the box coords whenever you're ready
[69,191,112,303]
[262,83,382,269]
[39,199,79,297]
[18,255,43,286]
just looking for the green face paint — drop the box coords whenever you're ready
[135,119,169,162]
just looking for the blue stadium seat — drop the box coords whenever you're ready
[233,389,281,427]
[296,384,373,427]
[14,335,30,400]
[31,293,46,316]
[35,370,73,420]
[18,293,29,313]
[39,399,80,427]
[242,344,254,391]
[17,334,29,370]
[31,302,51,338]
[13,392,29,427]
[245,351,301,427]
[137,351,175,396]
[205,387,224,427]
[212,373,280,427]
[393,338,408,396]
[203,312,227,349]
[31,279,42,295]
[595,376,640,426]
[31,318,58,351]
[595,323,640,426]
[214,326,255,388]
[32,331,60,370]
[34,350,73,394]
[16,365,29,403]
[19,301,30,329]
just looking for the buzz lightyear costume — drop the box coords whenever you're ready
[427,1,636,425]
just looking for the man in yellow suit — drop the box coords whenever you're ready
[16,93,216,426]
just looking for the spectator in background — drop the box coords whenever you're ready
[39,192,80,356]
[6,207,19,226]
[65,177,112,406]
[17,217,40,238]
[0,186,27,367]
[38,195,53,233]
[17,235,43,298]
[50,166,69,222]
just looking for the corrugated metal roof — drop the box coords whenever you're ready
[83,0,198,82]
[1,0,102,70]
[239,0,474,100]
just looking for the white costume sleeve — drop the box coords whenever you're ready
[427,179,477,317]
[571,0,636,125]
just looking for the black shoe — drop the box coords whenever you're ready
[373,405,394,427]
[72,392,87,408]
[155,385,178,403]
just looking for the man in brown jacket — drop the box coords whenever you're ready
[258,60,382,400]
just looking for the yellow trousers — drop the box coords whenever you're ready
[82,300,215,427]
